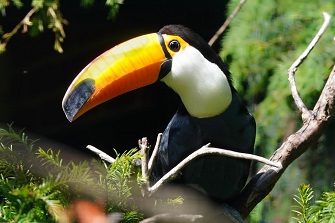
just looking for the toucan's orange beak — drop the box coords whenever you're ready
[62,33,171,122]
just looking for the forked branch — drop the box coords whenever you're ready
[288,12,331,121]
[231,12,335,219]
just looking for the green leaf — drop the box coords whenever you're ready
[292,184,335,222]
[106,0,124,20]
[12,0,23,8]
[31,0,44,8]
[292,184,314,223]
[0,126,148,222]
[36,148,63,168]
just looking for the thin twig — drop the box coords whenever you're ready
[206,146,282,168]
[139,137,150,181]
[86,145,115,164]
[288,12,331,120]
[208,0,248,46]
[2,6,39,48]
[148,133,162,174]
[139,137,151,196]
[148,144,281,195]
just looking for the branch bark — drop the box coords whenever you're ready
[288,12,331,121]
[147,144,282,196]
[148,133,162,174]
[86,145,115,163]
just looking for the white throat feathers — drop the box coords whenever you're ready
[161,46,232,118]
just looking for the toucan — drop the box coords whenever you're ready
[62,25,256,203]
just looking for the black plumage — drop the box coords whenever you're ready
[150,25,256,203]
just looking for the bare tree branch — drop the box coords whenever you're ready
[148,133,162,174]
[1,6,39,50]
[139,137,150,180]
[139,137,151,196]
[231,13,335,219]
[288,12,331,121]
[208,0,248,46]
[148,144,282,196]
[86,145,115,164]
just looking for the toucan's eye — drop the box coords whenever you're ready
[168,40,181,52]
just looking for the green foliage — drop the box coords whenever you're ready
[167,196,184,205]
[292,184,335,222]
[0,0,66,53]
[0,0,124,53]
[0,126,64,222]
[0,126,35,183]
[0,176,65,222]
[0,126,144,222]
[94,149,143,214]
[246,201,265,223]
[221,0,335,221]
[80,0,125,18]
[221,0,335,154]
[292,184,314,222]
[105,0,124,20]
[80,0,124,19]
[0,0,23,16]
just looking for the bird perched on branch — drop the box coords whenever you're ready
[62,25,256,204]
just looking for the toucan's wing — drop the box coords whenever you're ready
[150,105,203,184]
[150,95,255,202]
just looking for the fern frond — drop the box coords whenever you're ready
[0,124,35,151]
[36,147,94,193]
[0,126,35,182]
[292,184,335,223]
[292,184,314,223]
[0,177,65,222]
[37,179,68,222]
[36,147,63,168]
[98,148,142,211]
[0,126,144,222]
[312,190,335,222]
[124,210,144,223]
[63,161,93,185]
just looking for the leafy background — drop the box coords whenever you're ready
[221,0,335,221]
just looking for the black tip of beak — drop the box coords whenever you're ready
[62,78,95,122]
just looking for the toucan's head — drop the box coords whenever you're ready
[62,25,233,122]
